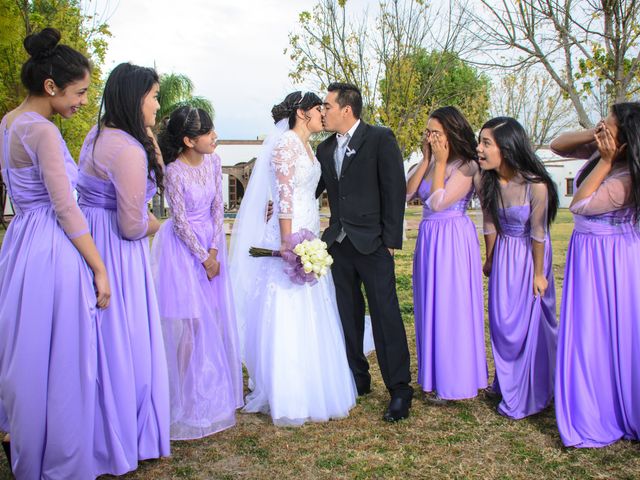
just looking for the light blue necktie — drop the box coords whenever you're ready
[334,133,350,242]
[334,133,350,176]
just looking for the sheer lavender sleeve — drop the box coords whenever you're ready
[33,122,89,238]
[550,141,598,160]
[165,163,209,262]
[570,170,631,216]
[425,160,477,212]
[529,182,549,242]
[108,144,151,240]
[272,133,298,219]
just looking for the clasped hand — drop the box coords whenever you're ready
[202,250,220,280]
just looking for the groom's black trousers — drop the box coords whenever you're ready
[329,237,413,400]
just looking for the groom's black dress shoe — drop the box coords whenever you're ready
[2,440,11,472]
[383,397,411,422]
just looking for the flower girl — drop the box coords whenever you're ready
[153,106,243,439]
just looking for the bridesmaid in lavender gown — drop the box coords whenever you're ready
[77,63,170,474]
[407,106,487,403]
[476,117,558,419]
[552,102,640,448]
[152,107,242,439]
[0,29,110,478]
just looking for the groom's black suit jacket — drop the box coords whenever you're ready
[315,121,406,255]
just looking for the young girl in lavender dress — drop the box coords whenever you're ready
[77,63,170,475]
[152,107,242,439]
[0,28,110,478]
[477,117,558,419]
[552,102,640,448]
[406,106,487,403]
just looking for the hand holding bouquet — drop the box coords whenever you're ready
[249,229,333,285]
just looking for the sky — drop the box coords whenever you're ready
[89,0,353,139]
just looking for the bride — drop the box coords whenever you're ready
[229,91,356,426]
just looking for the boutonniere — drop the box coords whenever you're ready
[345,146,356,157]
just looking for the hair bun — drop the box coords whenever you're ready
[24,28,61,59]
[271,102,292,123]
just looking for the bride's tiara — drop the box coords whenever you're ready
[294,92,306,106]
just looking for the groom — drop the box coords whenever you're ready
[316,82,413,422]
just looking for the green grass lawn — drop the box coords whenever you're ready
[1,208,639,480]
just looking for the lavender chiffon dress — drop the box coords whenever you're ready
[412,160,487,400]
[555,148,640,448]
[151,154,243,440]
[485,178,557,419]
[0,112,98,478]
[77,126,170,474]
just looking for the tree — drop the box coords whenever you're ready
[379,49,491,154]
[491,67,577,148]
[287,0,485,155]
[464,0,640,128]
[0,0,111,158]
[156,73,214,125]
[287,0,380,117]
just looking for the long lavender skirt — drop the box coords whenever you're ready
[0,206,97,479]
[81,206,170,475]
[556,217,640,447]
[489,234,557,419]
[151,219,243,440]
[413,212,487,399]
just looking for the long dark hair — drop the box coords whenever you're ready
[21,27,91,94]
[271,91,322,129]
[158,106,214,165]
[97,63,163,189]
[428,106,477,164]
[480,117,559,234]
[576,102,640,221]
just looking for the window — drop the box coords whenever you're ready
[566,178,574,196]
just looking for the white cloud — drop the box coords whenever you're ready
[92,0,320,138]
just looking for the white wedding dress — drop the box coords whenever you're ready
[239,130,356,426]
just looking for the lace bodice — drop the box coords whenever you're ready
[164,154,223,262]
[264,130,321,242]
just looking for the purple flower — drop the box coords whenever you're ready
[281,229,320,285]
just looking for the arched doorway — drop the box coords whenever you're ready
[222,158,256,210]
[227,174,245,210]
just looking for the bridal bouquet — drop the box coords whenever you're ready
[249,229,333,285]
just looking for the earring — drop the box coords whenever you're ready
[49,91,55,96]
